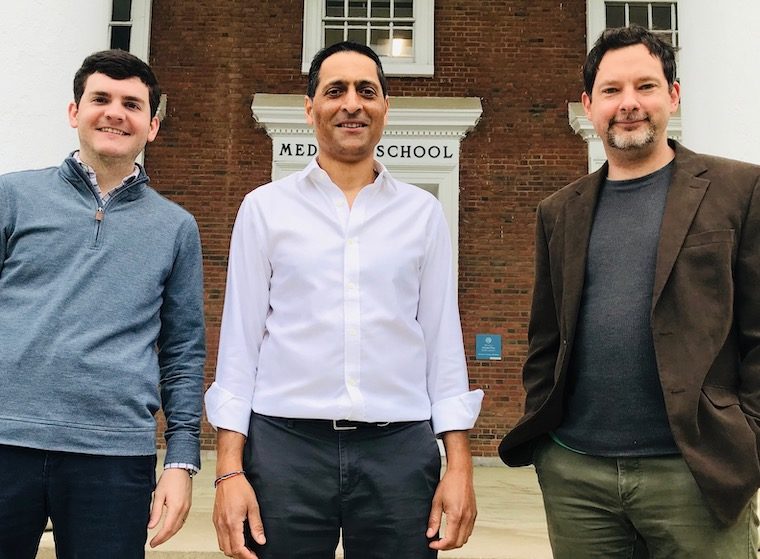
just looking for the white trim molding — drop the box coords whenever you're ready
[129,0,153,62]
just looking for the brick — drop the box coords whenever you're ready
[148,0,589,457]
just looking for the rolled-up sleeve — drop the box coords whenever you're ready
[417,205,483,434]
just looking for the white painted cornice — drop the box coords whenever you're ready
[251,94,483,138]
[567,102,595,140]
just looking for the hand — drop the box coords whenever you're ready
[147,467,193,547]
[213,474,266,559]
[426,430,477,550]
[426,466,477,550]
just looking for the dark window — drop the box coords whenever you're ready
[110,25,132,50]
[109,0,133,51]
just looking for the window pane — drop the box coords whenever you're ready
[325,27,345,46]
[391,28,413,56]
[348,0,368,17]
[110,25,131,50]
[370,28,391,55]
[326,0,344,17]
[348,27,367,45]
[628,5,649,27]
[394,0,413,19]
[371,0,391,18]
[605,4,625,28]
[111,0,132,22]
[651,4,672,30]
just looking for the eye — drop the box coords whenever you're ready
[325,87,343,98]
[92,96,108,104]
[125,101,141,110]
[601,87,618,95]
[639,83,656,90]
[359,87,377,98]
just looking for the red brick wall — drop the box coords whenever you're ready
[148,0,589,456]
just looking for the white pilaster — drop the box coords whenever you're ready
[679,1,760,164]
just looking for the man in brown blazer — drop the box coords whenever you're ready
[499,26,760,558]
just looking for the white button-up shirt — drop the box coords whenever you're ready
[205,159,483,436]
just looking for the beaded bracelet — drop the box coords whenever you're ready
[214,470,246,488]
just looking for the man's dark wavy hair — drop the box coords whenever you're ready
[584,25,678,98]
[74,49,161,117]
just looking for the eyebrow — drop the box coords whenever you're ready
[322,79,380,90]
[598,73,663,85]
[88,90,147,104]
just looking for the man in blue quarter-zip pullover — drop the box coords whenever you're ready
[0,50,205,559]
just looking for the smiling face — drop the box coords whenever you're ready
[582,44,680,163]
[304,51,389,167]
[68,72,159,167]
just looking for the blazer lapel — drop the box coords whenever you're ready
[561,168,604,340]
[652,143,710,308]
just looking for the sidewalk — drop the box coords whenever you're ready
[37,457,552,559]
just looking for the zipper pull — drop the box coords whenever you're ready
[95,207,104,221]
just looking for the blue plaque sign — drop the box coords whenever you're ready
[475,334,502,360]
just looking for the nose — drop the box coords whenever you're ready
[104,101,126,121]
[342,88,362,114]
[619,86,641,113]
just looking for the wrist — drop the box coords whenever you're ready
[214,469,246,488]
[216,461,244,477]
[165,463,199,478]
[441,430,474,472]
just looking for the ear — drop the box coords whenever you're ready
[304,95,314,125]
[68,101,80,129]
[383,96,389,126]
[581,91,592,119]
[145,116,160,143]
[669,81,681,113]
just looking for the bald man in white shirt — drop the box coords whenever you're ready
[206,41,483,559]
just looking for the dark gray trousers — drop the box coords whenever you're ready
[243,413,441,559]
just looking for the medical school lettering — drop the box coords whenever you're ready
[279,143,318,157]
[376,144,454,159]
[278,142,454,160]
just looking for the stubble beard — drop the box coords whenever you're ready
[606,114,656,151]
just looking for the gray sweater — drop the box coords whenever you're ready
[554,162,679,456]
[0,156,205,467]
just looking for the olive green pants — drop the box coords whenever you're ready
[534,438,758,559]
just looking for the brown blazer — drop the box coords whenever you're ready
[499,141,760,525]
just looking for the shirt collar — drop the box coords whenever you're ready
[301,157,395,193]
[72,151,141,186]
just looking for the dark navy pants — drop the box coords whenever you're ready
[0,444,155,559]
[244,413,441,559]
